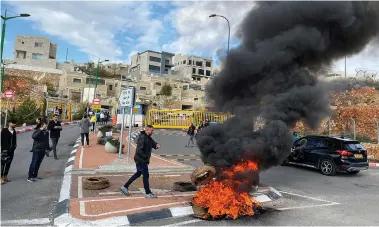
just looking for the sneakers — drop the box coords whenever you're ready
[120,186,130,196]
[145,193,158,198]
[27,178,36,182]
[3,176,10,182]
[0,178,5,185]
[36,177,43,180]
[54,157,59,160]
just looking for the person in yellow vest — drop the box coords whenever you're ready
[90,114,97,133]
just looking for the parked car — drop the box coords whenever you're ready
[282,135,369,176]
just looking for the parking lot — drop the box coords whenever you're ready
[139,130,379,226]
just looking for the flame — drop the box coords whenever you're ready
[193,160,261,220]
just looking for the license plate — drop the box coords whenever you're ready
[354,154,363,158]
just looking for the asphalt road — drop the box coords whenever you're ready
[1,125,79,225]
[136,130,379,226]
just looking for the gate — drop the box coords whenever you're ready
[147,110,231,129]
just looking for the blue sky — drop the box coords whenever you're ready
[1,1,378,74]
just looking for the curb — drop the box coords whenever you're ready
[369,162,379,167]
[15,121,80,134]
[53,136,81,226]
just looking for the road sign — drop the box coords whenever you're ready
[4,90,14,99]
[91,104,101,110]
[133,108,139,114]
[93,98,101,105]
[119,87,135,108]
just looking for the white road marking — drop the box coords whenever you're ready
[64,165,72,173]
[73,143,79,148]
[163,219,202,226]
[169,206,194,217]
[82,193,195,202]
[99,191,141,195]
[80,201,189,217]
[164,174,182,177]
[1,218,51,225]
[277,202,340,211]
[279,191,340,204]
[67,156,75,163]
[78,176,83,199]
[58,172,71,202]
[79,147,84,169]
[70,149,77,154]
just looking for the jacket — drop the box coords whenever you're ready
[79,118,91,133]
[48,120,62,138]
[187,125,196,136]
[90,116,97,123]
[134,131,158,164]
[32,129,50,152]
[1,128,17,152]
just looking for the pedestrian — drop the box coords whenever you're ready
[28,122,51,182]
[96,112,100,124]
[58,106,63,121]
[35,117,42,129]
[1,120,17,184]
[100,112,105,125]
[120,125,160,198]
[47,114,62,160]
[185,123,196,147]
[79,114,91,147]
[90,114,97,133]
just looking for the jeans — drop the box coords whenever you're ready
[91,122,96,132]
[187,135,195,146]
[81,133,89,146]
[1,151,14,177]
[124,163,152,194]
[28,152,45,179]
[51,137,59,158]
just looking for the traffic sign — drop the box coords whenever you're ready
[4,90,14,99]
[93,98,101,105]
[91,104,101,110]
[119,87,135,107]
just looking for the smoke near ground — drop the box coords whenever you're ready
[197,2,379,179]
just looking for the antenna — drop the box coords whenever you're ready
[66,48,68,63]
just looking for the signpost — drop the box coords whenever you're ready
[4,90,14,126]
[91,104,101,111]
[118,86,135,160]
[92,98,101,105]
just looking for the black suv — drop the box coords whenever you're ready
[282,135,369,176]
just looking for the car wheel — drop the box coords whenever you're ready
[320,158,336,176]
[348,170,360,174]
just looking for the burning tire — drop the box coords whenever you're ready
[173,181,197,192]
[191,165,216,186]
[83,177,110,190]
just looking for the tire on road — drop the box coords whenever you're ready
[173,181,197,192]
[83,177,110,190]
[319,158,337,176]
[191,165,216,186]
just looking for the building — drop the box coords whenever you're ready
[173,54,213,81]
[14,36,57,69]
[129,50,175,77]
[102,63,130,76]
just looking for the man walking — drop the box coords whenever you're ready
[120,125,160,198]
[1,120,17,184]
[79,114,91,147]
[47,114,62,160]
[28,122,51,182]
[186,123,196,147]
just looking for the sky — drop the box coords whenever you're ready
[1,1,378,75]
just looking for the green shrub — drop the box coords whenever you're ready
[107,137,124,148]
[7,97,41,126]
[99,125,114,135]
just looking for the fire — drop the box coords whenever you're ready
[192,160,261,220]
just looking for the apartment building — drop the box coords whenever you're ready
[173,54,213,82]
[102,63,130,76]
[129,50,175,77]
[14,36,57,69]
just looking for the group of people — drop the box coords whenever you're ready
[186,120,210,147]
[88,111,110,126]
[1,114,62,184]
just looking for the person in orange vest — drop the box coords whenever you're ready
[112,114,117,126]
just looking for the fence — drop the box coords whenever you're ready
[146,110,231,129]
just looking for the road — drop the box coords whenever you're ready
[1,125,79,225]
[137,130,379,226]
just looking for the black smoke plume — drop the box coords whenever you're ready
[196,2,379,185]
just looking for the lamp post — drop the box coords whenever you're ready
[0,10,30,129]
[93,59,109,99]
[209,14,230,53]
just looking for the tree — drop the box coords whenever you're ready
[79,61,116,79]
[160,84,173,96]
[8,97,41,125]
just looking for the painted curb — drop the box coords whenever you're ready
[369,162,379,167]
[15,121,80,134]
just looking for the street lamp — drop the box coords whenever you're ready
[93,59,109,98]
[0,9,30,128]
[209,14,230,54]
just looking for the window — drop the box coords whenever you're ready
[192,68,196,74]
[21,41,24,44]
[155,82,162,86]
[206,70,211,76]
[188,60,192,65]
[72,78,81,83]
[35,42,43,47]
[183,60,186,64]
[183,85,188,90]
[344,142,364,151]
[198,69,204,75]
[149,56,161,62]
[294,138,307,148]
[206,61,211,67]
[16,51,26,59]
[194,98,198,101]
[165,59,169,64]
[149,65,161,72]
[196,61,203,67]
[108,84,113,90]
[140,86,147,91]
[32,53,44,60]
[189,84,202,90]
[86,78,105,85]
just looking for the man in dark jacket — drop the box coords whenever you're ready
[186,123,196,147]
[47,114,62,160]
[1,120,17,184]
[28,122,51,182]
[120,125,160,198]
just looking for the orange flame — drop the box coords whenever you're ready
[193,160,261,220]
